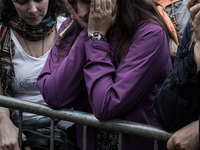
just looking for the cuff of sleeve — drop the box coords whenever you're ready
[86,39,110,53]
[79,30,88,39]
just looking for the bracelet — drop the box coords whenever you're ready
[88,31,107,42]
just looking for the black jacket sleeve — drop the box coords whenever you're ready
[153,21,200,132]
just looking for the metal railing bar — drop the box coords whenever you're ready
[118,132,122,150]
[18,110,23,150]
[50,118,55,150]
[83,126,87,150]
[154,140,158,150]
[0,95,172,142]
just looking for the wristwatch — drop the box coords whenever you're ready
[88,31,107,42]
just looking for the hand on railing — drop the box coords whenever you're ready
[0,108,28,150]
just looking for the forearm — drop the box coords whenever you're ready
[193,42,200,72]
[0,107,10,121]
[39,63,85,109]
[38,31,87,109]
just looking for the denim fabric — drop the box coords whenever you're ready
[165,0,190,41]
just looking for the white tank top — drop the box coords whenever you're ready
[11,16,66,119]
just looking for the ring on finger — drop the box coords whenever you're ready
[95,7,101,12]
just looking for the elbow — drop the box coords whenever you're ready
[92,96,120,121]
[42,89,76,109]
[93,109,113,121]
[37,79,63,109]
[94,114,107,121]
[42,89,72,109]
[44,98,62,109]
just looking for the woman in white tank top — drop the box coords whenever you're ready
[0,0,77,150]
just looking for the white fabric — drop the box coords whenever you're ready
[11,16,66,119]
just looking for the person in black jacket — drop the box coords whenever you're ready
[153,0,200,149]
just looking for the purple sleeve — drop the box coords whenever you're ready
[84,25,171,120]
[37,20,88,109]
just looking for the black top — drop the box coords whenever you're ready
[153,20,200,132]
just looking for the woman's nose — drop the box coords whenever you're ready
[27,2,37,14]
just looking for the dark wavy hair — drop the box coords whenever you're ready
[115,0,177,63]
[0,0,66,23]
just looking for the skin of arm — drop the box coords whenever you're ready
[87,0,118,35]
[194,42,200,71]
[0,94,27,149]
[189,0,200,71]
[167,120,199,150]
[0,107,20,150]
[0,76,27,150]
[63,0,88,29]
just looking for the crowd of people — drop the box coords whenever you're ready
[0,0,199,150]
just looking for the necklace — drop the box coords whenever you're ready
[164,0,180,40]
[170,0,180,39]
[24,38,44,56]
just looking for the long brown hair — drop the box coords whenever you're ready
[115,0,177,63]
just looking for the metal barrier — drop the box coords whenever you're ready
[0,95,173,150]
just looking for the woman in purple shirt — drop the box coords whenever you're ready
[37,0,174,149]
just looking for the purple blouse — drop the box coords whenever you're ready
[37,18,171,150]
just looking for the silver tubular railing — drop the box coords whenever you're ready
[0,95,172,150]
